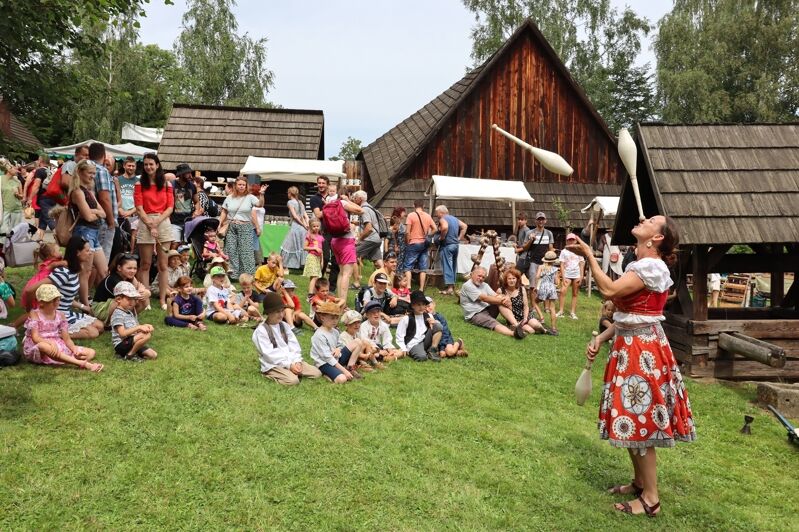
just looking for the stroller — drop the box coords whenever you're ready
[2,222,38,267]
[185,216,220,279]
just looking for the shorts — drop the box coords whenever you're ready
[171,224,184,243]
[206,307,243,320]
[468,306,501,330]
[114,336,151,358]
[317,347,355,380]
[331,237,357,265]
[527,263,541,287]
[127,215,140,231]
[91,300,114,324]
[403,241,430,271]
[37,196,57,231]
[137,214,174,245]
[709,279,721,291]
[73,224,101,251]
[356,239,383,262]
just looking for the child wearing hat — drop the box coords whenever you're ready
[340,309,383,371]
[309,278,345,326]
[357,272,403,324]
[279,279,316,332]
[253,292,322,386]
[110,281,158,360]
[310,300,365,383]
[203,257,233,289]
[396,290,443,362]
[205,266,247,324]
[426,296,467,358]
[359,300,404,361]
[535,250,561,335]
[557,233,585,320]
[23,284,102,371]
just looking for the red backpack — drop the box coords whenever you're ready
[42,165,69,205]
[322,198,350,236]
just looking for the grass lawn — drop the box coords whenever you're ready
[1,264,797,530]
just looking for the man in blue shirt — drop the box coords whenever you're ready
[434,205,468,295]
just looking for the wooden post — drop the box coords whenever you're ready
[718,332,786,368]
[511,201,516,234]
[692,245,709,321]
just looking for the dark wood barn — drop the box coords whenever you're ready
[359,19,624,236]
[0,97,43,153]
[158,104,325,215]
[614,123,799,380]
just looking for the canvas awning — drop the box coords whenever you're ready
[46,140,153,160]
[426,175,535,203]
[581,196,619,216]
[239,156,345,183]
[121,122,163,144]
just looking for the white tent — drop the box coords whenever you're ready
[46,140,153,160]
[580,196,619,217]
[239,156,345,183]
[426,175,534,226]
[121,122,163,144]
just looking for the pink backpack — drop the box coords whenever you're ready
[322,198,350,236]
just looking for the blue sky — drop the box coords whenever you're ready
[139,0,671,159]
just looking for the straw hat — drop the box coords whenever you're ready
[113,281,141,298]
[543,250,558,263]
[315,301,343,317]
[35,284,61,302]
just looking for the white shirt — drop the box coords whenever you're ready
[252,322,302,373]
[359,320,396,349]
[395,314,426,351]
[559,249,585,279]
[614,258,674,326]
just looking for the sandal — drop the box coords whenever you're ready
[80,360,104,372]
[615,496,660,517]
[608,480,643,497]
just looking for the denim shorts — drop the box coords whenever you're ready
[403,242,430,271]
[317,346,354,380]
[73,224,101,251]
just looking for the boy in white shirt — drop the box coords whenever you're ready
[396,290,443,362]
[557,233,585,319]
[253,292,321,385]
[359,300,404,361]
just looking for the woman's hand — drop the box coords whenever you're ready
[566,236,592,258]
[586,338,599,361]
[259,184,268,195]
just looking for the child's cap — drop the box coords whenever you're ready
[282,279,296,290]
[167,249,180,258]
[210,257,226,264]
[262,292,286,314]
[362,300,382,314]
[315,301,343,317]
[340,309,363,325]
[373,273,389,284]
[566,233,579,241]
[543,250,558,262]
[177,244,190,253]
[36,284,61,302]
[209,266,226,277]
[425,296,434,304]
[410,290,427,305]
[113,281,141,298]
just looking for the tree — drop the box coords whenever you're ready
[175,0,275,107]
[655,0,799,123]
[462,0,659,131]
[329,137,363,161]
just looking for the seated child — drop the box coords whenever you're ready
[310,300,365,384]
[309,277,345,326]
[254,252,284,295]
[22,284,102,372]
[205,266,247,324]
[599,300,615,335]
[359,300,404,361]
[236,273,263,320]
[0,264,15,320]
[426,297,467,358]
[93,253,151,323]
[22,242,66,311]
[340,309,383,371]
[396,290,443,362]
[203,257,233,289]
[253,292,321,386]
[152,250,185,308]
[279,279,316,331]
[110,281,157,360]
[357,272,403,325]
[202,228,228,262]
[393,275,411,304]
[165,275,207,330]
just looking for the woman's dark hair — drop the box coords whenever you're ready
[65,236,87,273]
[390,207,406,224]
[110,253,138,274]
[659,216,679,266]
[141,153,165,190]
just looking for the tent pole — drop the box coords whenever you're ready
[511,202,516,235]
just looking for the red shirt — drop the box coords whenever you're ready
[134,182,174,213]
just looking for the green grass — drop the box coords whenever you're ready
[1,265,797,530]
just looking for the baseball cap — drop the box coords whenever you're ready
[535,211,546,219]
[340,309,363,325]
[362,300,383,314]
[282,279,297,289]
[113,281,141,298]
[374,273,389,284]
[209,266,226,277]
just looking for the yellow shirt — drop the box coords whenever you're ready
[254,264,280,293]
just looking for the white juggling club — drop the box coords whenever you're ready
[575,331,598,406]
[491,124,574,176]
[617,128,645,222]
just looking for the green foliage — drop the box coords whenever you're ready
[552,197,572,232]
[175,0,275,107]
[329,136,364,161]
[655,0,799,122]
[462,0,659,131]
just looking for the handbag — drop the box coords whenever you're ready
[416,212,435,247]
[23,206,35,219]
[54,205,78,246]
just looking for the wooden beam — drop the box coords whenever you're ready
[771,245,785,307]
[692,245,709,321]
[712,253,799,273]
[718,332,786,368]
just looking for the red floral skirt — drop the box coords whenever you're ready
[599,323,696,449]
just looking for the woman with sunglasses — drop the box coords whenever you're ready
[134,153,174,310]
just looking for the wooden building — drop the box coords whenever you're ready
[614,123,799,380]
[0,97,43,153]
[359,19,624,235]
[158,104,325,214]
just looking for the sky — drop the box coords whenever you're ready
[138,0,672,159]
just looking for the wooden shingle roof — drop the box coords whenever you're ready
[0,98,42,150]
[617,123,799,245]
[158,104,324,173]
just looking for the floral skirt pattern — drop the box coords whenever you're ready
[598,323,696,449]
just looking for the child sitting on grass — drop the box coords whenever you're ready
[425,296,467,358]
[23,284,102,372]
[396,290,443,362]
[599,299,615,335]
[93,253,151,323]
[309,277,346,326]
[22,242,66,311]
[165,275,207,330]
[359,300,404,361]
[310,300,365,384]
[205,266,247,324]
[0,264,15,319]
[254,252,284,295]
[110,281,157,361]
[279,279,316,332]
[393,274,411,303]
[253,292,321,386]
[236,273,263,320]
[340,309,383,371]
[203,257,233,289]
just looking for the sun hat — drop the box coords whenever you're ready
[262,292,286,314]
[362,300,383,314]
[177,244,190,253]
[167,249,180,258]
[410,290,427,305]
[566,233,578,241]
[425,296,434,304]
[35,284,61,302]
[209,266,226,277]
[210,257,226,264]
[315,300,343,317]
[543,250,558,262]
[535,211,546,220]
[113,281,141,298]
[282,279,296,289]
[175,163,193,176]
[373,273,389,284]
[340,309,363,325]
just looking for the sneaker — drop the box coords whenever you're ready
[427,347,441,362]
[513,325,528,340]
[548,328,559,336]
[349,369,363,380]
[555,311,564,318]
[570,313,578,320]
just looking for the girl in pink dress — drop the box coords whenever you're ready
[23,284,103,372]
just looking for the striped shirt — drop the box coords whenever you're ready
[49,267,80,315]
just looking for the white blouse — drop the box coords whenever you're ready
[613,258,673,326]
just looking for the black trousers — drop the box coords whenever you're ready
[322,232,340,290]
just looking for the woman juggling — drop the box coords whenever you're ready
[567,215,695,517]
[218,176,263,280]
[134,153,174,310]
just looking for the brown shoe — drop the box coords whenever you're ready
[357,363,375,373]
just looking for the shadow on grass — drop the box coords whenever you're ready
[0,361,52,420]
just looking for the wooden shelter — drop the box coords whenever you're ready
[614,123,799,380]
[0,97,43,152]
[359,19,624,234]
